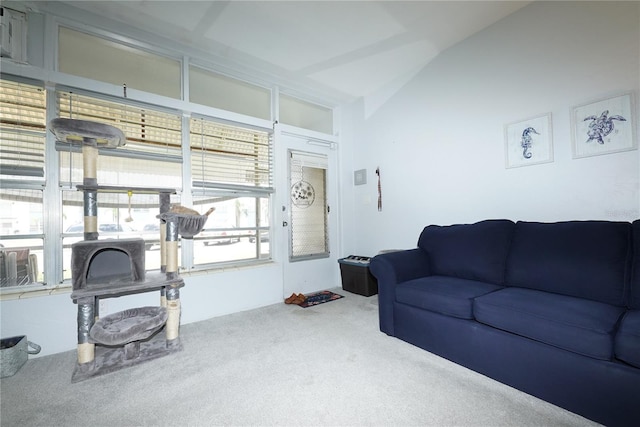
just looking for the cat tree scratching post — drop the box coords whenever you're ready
[50,118,208,382]
[158,209,210,343]
[51,119,127,366]
[164,217,180,342]
[82,143,98,241]
[159,191,170,307]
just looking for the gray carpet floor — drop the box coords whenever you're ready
[1,288,598,426]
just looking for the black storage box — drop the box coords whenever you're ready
[338,256,378,297]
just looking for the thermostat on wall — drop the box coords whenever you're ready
[354,169,367,185]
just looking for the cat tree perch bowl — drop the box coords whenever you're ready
[49,118,126,148]
[158,212,210,239]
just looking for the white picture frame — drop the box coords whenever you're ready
[571,92,636,159]
[505,113,553,168]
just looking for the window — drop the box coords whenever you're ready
[189,66,271,120]
[0,80,46,181]
[0,76,278,288]
[58,27,181,99]
[279,94,333,134]
[289,151,329,260]
[56,91,183,194]
[190,117,273,266]
[56,91,183,279]
[0,79,46,287]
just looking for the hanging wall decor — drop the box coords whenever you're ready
[571,92,636,159]
[376,167,382,212]
[291,180,315,208]
[504,113,553,168]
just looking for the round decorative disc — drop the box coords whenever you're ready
[290,180,315,208]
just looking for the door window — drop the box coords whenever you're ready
[289,151,329,260]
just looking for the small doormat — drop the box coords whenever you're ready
[299,290,343,308]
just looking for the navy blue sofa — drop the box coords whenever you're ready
[369,220,640,426]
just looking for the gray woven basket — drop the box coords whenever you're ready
[1,335,41,378]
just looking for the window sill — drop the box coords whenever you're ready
[184,259,275,277]
[0,283,72,301]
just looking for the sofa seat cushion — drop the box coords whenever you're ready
[474,288,624,360]
[614,310,640,368]
[396,276,503,319]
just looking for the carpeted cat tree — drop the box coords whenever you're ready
[50,118,209,382]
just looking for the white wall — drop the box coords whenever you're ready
[342,1,640,256]
[0,264,284,356]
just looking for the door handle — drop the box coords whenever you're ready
[282,221,288,227]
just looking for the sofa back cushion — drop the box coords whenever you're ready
[505,221,631,306]
[630,220,640,309]
[417,219,515,285]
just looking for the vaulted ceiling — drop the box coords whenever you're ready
[35,1,530,105]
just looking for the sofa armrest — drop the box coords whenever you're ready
[370,249,430,336]
[370,249,430,283]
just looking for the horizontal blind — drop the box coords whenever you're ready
[57,91,182,159]
[291,151,328,170]
[0,79,46,180]
[190,117,272,190]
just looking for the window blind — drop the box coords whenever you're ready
[57,91,182,158]
[190,117,272,191]
[56,91,183,189]
[0,79,46,181]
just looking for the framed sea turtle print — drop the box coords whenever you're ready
[571,92,637,159]
[504,113,553,168]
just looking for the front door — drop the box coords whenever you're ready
[276,132,339,297]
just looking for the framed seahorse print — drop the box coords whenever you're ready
[505,113,553,169]
[571,92,636,159]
